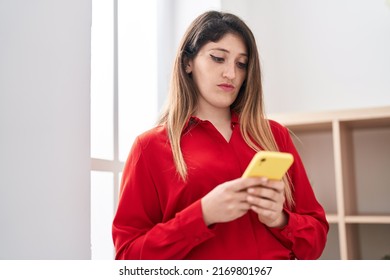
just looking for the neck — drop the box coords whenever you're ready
[195,107,231,127]
[195,107,233,142]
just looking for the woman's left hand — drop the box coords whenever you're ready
[246,178,288,228]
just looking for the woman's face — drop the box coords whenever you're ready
[187,33,248,115]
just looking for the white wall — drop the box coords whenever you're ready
[173,0,221,47]
[157,0,221,110]
[157,0,175,110]
[0,0,91,259]
[222,0,390,114]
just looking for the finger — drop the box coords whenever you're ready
[247,187,284,202]
[229,177,267,192]
[247,194,284,211]
[238,201,252,211]
[247,195,275,210]
[236,191,252,202]
[250,204,274,216]
[223,191,251,205]
[261,179,285,192]
[250,204,281,218]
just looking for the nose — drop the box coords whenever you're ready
[222,62,236,80]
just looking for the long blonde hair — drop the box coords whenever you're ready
[158,11,294,209]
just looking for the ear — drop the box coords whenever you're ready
[184,59,193,74]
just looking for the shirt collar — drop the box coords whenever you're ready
[231,110,239,125]
[183,110,240,131]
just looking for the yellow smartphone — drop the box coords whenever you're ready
[242,151,294,180]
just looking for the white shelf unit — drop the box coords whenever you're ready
[269,106,390,260]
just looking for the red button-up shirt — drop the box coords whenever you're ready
[112,113,329,259]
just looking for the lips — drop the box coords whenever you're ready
[218,83,235,92]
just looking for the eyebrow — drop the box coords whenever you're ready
[210,47,248,57]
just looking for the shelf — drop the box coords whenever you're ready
[347,224,390,260]
[269,106,390,127]
[269,106,390,260]
[345,215,390,224]
[349,125,390,215]
[290,129,337,214]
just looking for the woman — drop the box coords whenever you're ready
[112,10,328,260]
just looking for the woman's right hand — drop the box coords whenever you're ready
[201,177,266,226]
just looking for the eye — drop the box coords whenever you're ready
[237,62,248,70]
[210,54,224,63]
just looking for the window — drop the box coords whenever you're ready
[90,0,158,259]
